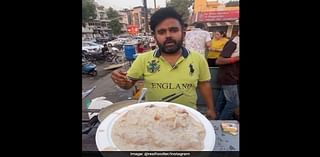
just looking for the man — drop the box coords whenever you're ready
[149,36,157,50]
[184,22,211,58]
[111,7,216,119]
[215,34,240,120]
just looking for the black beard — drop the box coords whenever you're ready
[158,39,183,54]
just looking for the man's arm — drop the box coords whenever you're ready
[205,32,212,50]
[206,41,211,50]
[216,56,239,65]
[118,53,144,89]
[198,81,216,120]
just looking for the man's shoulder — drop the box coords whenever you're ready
[186,31,196,35]
[204,30,211,35]
[189,29,205,33]
[137,50,155,58]
[197,30,211,37]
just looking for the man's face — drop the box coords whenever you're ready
[154,18,184,54]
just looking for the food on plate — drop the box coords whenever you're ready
[111,104,205,150]
[221,122,238,135]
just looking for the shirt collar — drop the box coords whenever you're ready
[153,47,190,58]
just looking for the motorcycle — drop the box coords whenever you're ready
[82,49,106,64]
[105,46,123,64]
[83,46,123,64]
[82,58,97,76]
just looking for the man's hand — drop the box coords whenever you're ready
[206,109,217,120]
[111,69,133,89]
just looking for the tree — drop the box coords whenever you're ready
[166,0,193,23]
[106,7,122,35]
[82,0,97,22]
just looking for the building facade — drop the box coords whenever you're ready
[82,3,111,40]
[119,9,130,34]
[191,0,239,38]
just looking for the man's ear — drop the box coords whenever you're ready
[153,35,158,44]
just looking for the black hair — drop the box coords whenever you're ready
[216,31,226,38]
[149,7,184,33]
[194,22,205,29]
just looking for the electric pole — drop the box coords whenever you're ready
[143,0,149,33]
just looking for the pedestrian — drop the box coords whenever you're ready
[149,36,157,50]
[137,41,145,53]
[215,33,240,120]
[184,22,211,58]
[207,31,228,67]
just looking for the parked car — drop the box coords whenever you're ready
[117,35,132,39]
[95,37,111,44]
[82,41,103,54]
[117,35,132,42]
[106,38,126,47]
[132,36,143,43]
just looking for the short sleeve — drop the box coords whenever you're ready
[198,55,211,82]
[126,55,145,80]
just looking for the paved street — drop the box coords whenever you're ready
[82,61,133,119]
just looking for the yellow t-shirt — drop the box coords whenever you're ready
[207,38,228,59]
[127,48,211,109]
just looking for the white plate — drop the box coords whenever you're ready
[95,101,215,151]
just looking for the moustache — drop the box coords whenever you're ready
[164,39,176,45]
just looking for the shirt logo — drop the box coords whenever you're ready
[147,60,160,73]
[189,64,194,76]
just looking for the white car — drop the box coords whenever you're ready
[106,38,127,47]
[82,41,103,54]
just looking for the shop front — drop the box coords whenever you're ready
[196,10,239,38]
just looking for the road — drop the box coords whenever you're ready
[82,61,133,119]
